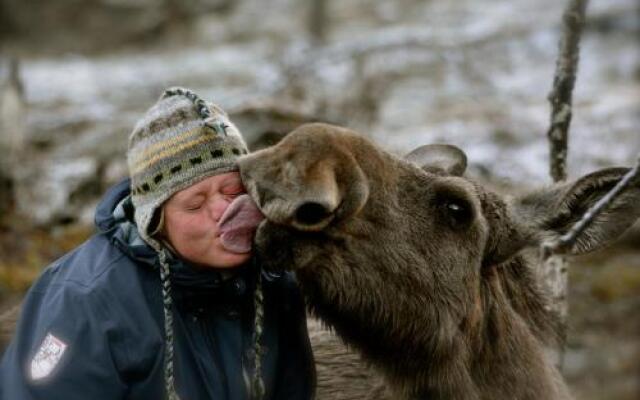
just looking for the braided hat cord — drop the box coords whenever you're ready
[251,270,266,400]
[162,87,230,136]
[162,87,212,120]
[139,88,259,400]
[158,248,180,400]
[158,246,266,400]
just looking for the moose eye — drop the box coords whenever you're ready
[437,197,474,230]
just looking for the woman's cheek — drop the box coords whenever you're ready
[180,213,215,237]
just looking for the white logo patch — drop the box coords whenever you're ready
[30,333,67,380]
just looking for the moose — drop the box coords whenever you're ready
[238,123,640,400]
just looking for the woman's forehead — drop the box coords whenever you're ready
[177,172,242,197]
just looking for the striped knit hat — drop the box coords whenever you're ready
[128,87,249,242]
[127,88,264,400]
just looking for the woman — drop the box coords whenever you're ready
[0,88,316,400]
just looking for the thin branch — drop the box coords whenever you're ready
[543,156,640,258]
[541,1,590,368]
[282,23,538,78]
[547,0,589,183]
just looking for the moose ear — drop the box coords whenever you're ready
[512,168,640,255]
[404,144,467,176]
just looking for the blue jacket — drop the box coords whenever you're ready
[0,179,316,400]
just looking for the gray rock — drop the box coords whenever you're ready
[14,157,100,225]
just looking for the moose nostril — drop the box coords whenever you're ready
[294,202,333,227]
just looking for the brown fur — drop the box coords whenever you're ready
[239,123,640,400]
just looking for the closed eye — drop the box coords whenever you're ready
[183,195,206,211]
[185,203,204,211]
[222,184,246,197]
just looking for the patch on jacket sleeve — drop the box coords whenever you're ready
[30,332,68,380]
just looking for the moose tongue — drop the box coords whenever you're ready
[218,194,265,254]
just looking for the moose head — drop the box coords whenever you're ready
[239,123,640,400]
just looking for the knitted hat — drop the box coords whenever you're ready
[128,87,249,243]
[127,88,264,400]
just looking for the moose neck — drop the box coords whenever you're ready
[298,255,570,400]
[298,266,476,398]
[468,264,570,400]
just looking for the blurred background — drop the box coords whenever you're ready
[0,0,638,398]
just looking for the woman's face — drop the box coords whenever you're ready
[162,172,251,268]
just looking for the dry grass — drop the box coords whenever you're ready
[590,263,640,303]
[0,215,93,295]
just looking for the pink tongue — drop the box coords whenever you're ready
[218,194,265,254]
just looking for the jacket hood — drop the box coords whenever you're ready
[95,178,157,266]
[95,178,132,233]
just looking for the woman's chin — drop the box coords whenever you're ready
[204,250,252,269]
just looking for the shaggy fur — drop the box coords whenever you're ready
[239,123,640,400]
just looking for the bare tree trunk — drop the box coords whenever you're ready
[308,0,329,46]
[0,57,26,216]
[542,0,589,368]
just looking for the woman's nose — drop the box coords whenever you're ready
[209,198,231,222]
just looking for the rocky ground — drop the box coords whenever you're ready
[0,0,638,398]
